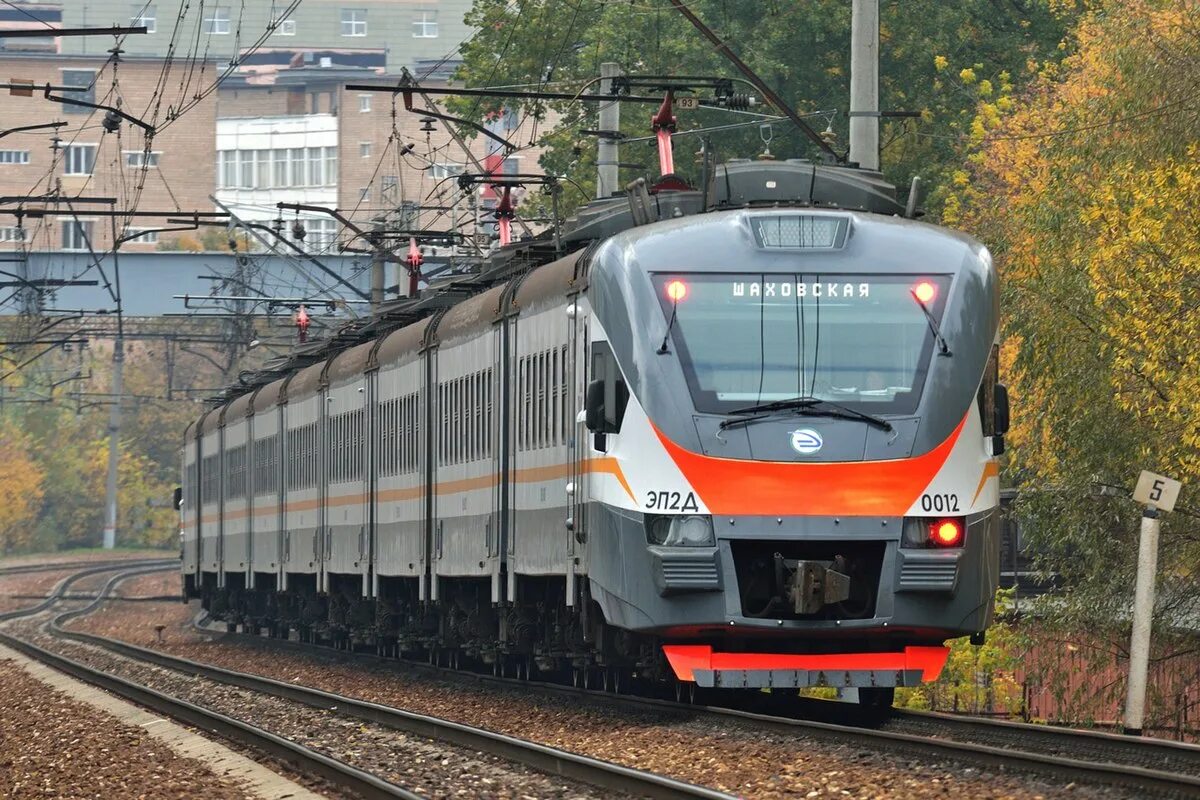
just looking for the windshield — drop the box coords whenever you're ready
[653,273,950,415]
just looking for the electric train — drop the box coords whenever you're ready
[181,159,1007,707]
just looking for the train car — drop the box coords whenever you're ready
[182,160,1008,706]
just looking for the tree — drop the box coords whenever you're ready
[959,0,1200,726]
[450,0,1075,217]
[0,421,45,554]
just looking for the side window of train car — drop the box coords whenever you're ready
[977,344,1010,455]
[584,341,628,450]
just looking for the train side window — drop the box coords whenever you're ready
[978,344,999,437]
[586,341,628,439]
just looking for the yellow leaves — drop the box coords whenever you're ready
[996,96,1013,112]
[0,422,45,553]
[934,55,949,72]
[959,67,977,84]
[978,79,994,97]
[952,170,970,187]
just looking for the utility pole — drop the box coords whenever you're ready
[597,62,622,199]
[849,0,880,170]
[102,216,125,550]
[1124,469,1182,735]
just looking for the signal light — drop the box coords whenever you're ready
[912,281,937,304]
[930,518,964,547]
[665,279,688,303]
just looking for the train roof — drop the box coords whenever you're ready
[199,159,946,417]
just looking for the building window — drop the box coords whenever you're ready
[307,147,324,186]
[341,9,366,36]
[359,142,371,158]
[430,162,463,179]
[0,150,30,165]
[63,144,96,175]
[218,150,236,188]
[412,10,438,38]
[358,188,369,202]
[380,175,398,204]
[273,149,288,186]
[358,94,371,112]
[273,17,296,35]
[303,217,337,251]
[61,220,94,251]
[502,156,521,176]
[217,146,338,190]
[123,227,158,244]
[131,4,156,33]
[124,150,160,168]
[0,227,26,242]
[238,150,255,188]
[203,6,230,34]
[60,70,95,115]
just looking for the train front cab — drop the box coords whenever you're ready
[578,209,1005,692]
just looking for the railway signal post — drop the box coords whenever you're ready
[1123,469,1182,735]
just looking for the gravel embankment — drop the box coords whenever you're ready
[11,607,619,800]
[0,656,255,800]
[68,572,1123,800]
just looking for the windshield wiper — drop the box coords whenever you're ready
[911,289,952,357]
[718,396,893,432]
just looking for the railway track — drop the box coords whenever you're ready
[0,556,175,578]
[190,617,1200,798]
[2,564,737,800]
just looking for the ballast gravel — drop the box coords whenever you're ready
[0,657,255,800]
[12,608,619,799]
[66,571,1135,800]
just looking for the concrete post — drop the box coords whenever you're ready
[849,0,880,170]
[1124,506,1162,735]
[597,62,622,198]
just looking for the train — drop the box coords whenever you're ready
[181,158,1008,708]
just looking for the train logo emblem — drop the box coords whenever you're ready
[790,428,823,455]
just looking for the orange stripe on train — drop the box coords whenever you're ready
[651,414,967,517]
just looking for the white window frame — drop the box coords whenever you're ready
[274,17,296,35]
[131,4,156,33]
[61,219,95,251]
[341,9,367,37]
[123,227,159,244]
[412,10,438,38]
[358,94,372,113]
[63,144,97,176]
[123,150,160,168]
[0,150,30,165]
[430,162,463,179]
[0,227,27,242]
[359,142,371,158]
[204,6,231,34]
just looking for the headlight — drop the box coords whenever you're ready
[645,514,715,547]
[902,516,966,548]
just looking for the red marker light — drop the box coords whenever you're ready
[912,281,937,304]
[930,519,963,547]
[665,279,688,303]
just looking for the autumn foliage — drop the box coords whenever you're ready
[0,422,45,554]
[950,0,1200,726]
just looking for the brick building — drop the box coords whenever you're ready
[0,53,219,251]
[0,50,550,257]
[2,0,474,73]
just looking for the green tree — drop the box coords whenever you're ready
[451,0,1074,218]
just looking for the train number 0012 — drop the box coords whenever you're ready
[920,493,960,513]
